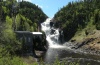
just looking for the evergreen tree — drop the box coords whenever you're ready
[54,0,100,41]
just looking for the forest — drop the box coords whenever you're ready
[0,0,100,65]
[54,0,100,41]
[0,0,47,64]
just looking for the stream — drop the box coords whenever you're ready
[41,18,100,65]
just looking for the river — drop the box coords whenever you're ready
[41,18,100,65]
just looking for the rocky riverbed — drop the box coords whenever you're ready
[70,30,100,55]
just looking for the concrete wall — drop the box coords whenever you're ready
[15,31,43,53]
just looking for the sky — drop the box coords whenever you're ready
[22,0,77,18]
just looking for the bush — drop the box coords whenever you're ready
[0,24,22,55]
[0,56,26,65]
[96,23,100,30]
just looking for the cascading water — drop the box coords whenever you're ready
[41,18,66,48]
[41,18,100,64]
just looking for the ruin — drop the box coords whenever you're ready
[15,31,46,55]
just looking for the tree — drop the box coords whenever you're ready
[54,0,100,41]
[0,0,48,55]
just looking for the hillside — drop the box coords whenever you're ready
[0,0,48,31]
[54,0,100,54]
[54,0,100,40]
[0,0,48,63]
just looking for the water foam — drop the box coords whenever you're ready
[41,18,65,48]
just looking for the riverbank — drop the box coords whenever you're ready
[20,28,100,64]
[70,29,100,55]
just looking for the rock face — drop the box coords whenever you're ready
[71,30,100,55]
[75,38,95,49]
[50,21,54,28]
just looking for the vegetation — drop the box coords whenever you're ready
[0,54,87,65]
[0,0,47,50]
[54,0,100,41]
[0,0,47,64]
[0,0,99,64]
[0,0,47,31]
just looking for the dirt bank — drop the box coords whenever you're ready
[70,30,100,55]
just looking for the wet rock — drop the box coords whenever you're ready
[50,28,55,34]
[70,39,76,42]
[50,21,54,28]
[97,41,100,44]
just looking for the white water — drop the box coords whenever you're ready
[41,18,100,64]
[41,18,66,48]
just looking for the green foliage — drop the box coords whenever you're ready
[1,0,47,31]
[2,6,9,14]
[94,9,100,30]
[19,1,48,23]
[0,0,47,58]
[6,16,13,28]
[0,54,83,65]
[15,14,21,30]
[54,0,100,41]
[15,14,37,31]
[0,0,48,65]
[33,22,38,31]
[0,56,27,65]
[0,26,21,54]
[96,22,100,30]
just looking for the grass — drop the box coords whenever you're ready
[0,56,27,65]
[0,55,91,65]
[71,21,96,42]
[0,43,90,65]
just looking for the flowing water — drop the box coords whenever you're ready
[41,18,100,65]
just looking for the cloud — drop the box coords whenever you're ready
[36,4,43,8]
[39,5,43,8]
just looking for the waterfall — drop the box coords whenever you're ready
[41,18,65,48]
[41,18,100,64]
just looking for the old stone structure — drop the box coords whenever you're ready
[15,31,46,55]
